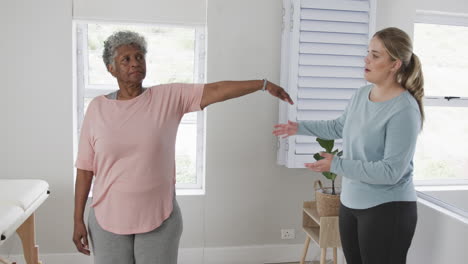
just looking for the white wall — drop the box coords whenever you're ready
[1,0,324,259]
[376,0,417,38]
[408,199,468,264]
[203,0,320,247]
[0,1,7,172]
[3,0,468,263]
[424,190,468,212]
[2,0,75,255]
[416,0,468,14]
[73,0,206,25]
[375,0,468,38]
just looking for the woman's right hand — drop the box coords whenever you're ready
[73,221,91,256]
[273,120,298,138]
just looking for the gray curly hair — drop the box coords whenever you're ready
[102,31,147,67]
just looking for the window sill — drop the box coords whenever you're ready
[417,196,468,224]
[415,185,468,192]
[176,188,205,196]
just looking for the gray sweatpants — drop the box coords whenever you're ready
[87,198,183,264]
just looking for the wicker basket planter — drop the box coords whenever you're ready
[314,180,341,217]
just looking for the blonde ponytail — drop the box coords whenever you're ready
[373,27,425,129]
[400,53,425,126]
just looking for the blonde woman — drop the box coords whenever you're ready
[273,27,424,264]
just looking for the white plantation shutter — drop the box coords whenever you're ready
[278,0,376,168]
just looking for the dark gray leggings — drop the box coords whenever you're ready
[87,198,183,264]
[339,201,417,264]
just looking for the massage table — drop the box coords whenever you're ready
[0,179,50,264]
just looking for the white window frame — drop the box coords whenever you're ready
[413,10,468,186]
[73,20,207,191]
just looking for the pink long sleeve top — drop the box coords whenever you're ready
[75,83,204,234]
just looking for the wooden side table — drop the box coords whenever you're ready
[300,201,341,264]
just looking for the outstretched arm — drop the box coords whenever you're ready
[305,108,421,185]
[273,89,358,140]
[200,80,293,109]
[273,120,298,138]
[272,113,346,140]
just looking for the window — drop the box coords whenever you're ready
[74,21,206,190]
[413,11,468,185]
[277,0,376,168]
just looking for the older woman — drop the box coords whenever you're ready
[72,31,293,264]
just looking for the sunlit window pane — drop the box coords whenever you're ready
[176,116,198,184]
[414,106,468,180]
[81,23,201,187]
[414,23,468,97]
[87,23,195,88]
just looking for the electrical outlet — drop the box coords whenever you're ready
[281,229,295,239]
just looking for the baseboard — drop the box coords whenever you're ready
[1,244,340,264]
[201,244,324,264]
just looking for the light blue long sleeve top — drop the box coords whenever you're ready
[297,85,420,209]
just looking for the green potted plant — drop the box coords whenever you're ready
[313,138,343,217]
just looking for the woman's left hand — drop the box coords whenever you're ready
[266,82,294,105]
[304,152,334,172]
